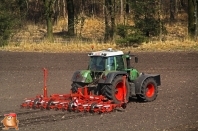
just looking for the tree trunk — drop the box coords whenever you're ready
[174,0,178,19]
[158,0,162,41]
[104,0,115,42]
[47,16,53,42]
[195,0,198,40]
[63,0,66,18]
[126,0,130,14]
[67,0,75,36]
[110,0,116,40]
[91,0,95,17]
[44,0,54,42]
[188,0,196,39]
[170,0,175,22]
[120,0,124,23]
[180,0,188,12]
[53,0,59,25]
[104,0,110,42]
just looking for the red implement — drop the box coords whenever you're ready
[20,68,127,113]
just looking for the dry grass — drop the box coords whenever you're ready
[1,39,198,53]
[76,18,105,40]
[132,40,198,52]
[1,15,198,53]
[1,41,115,53]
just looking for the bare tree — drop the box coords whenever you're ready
[188,0,198,39]
[67,0,75,36]
[120,0,124,23]
[62,0,66,18]
[44,0,55,42]
[104,0,115,42]
[170,0,179,22]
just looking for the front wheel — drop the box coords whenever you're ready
[101,75,130,104]
[136,78,158,102]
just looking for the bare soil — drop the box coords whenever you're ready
[0,51,198,131]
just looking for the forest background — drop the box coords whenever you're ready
[0,0,197,52]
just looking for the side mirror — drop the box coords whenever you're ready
[135,57,138,63]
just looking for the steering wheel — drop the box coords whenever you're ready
[97,65,104,70]
[91,64,97,70]
[91,64,104,70]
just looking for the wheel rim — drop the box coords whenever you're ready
[146,83,155,97]
[115,82,126,101]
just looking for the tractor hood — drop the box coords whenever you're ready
[71,70,93,83]
[71,70,108,84]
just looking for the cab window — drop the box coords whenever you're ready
[107,56,115,71]
[115,55,124,70]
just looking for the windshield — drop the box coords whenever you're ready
[88,56,106,71]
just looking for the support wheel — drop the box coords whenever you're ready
[90,103,97,113]
[32,98,39,109]
[136,78,158,102]
[101,75,129,104]
[46,99,53,110]
[62,108,66,112]
[68,100,74,112]
[71,82,86,93]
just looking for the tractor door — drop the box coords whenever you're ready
[106,55,125,71]
[125,55,139,81]
[115,55,125,71]
[106,56,115,71]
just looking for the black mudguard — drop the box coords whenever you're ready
[98,71,128,84]
[134,73,161,94]
[71,70,86,83]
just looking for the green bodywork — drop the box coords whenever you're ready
[80,70,92,83]
[126,68,139,81]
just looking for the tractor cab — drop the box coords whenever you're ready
[88,48,139,80]
[88,48,125,71]
[87,48,139,82]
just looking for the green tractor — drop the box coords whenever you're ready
[71,48,161,104]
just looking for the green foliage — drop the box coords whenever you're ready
[116,0,165,46]
[16,0,28,20]
[126,33,148,44]
[116,24,147,46]
[0,0,22,46]
[116,24,127,38]
[132,0,163,37]
[0,15,12,46]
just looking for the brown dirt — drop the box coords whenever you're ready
[0,51,198,131]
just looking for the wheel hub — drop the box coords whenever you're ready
[115,82,126,101]
[146,83,155,97]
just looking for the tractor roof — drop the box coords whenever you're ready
[88,48,124,57]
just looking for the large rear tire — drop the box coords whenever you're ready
[136,78,158,102]
[101,75,129,104]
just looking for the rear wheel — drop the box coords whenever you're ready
[101,75,129,104]
[136,78,158,102]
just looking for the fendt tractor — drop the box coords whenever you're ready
[71,48,161,103]
[21,48,161,113]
